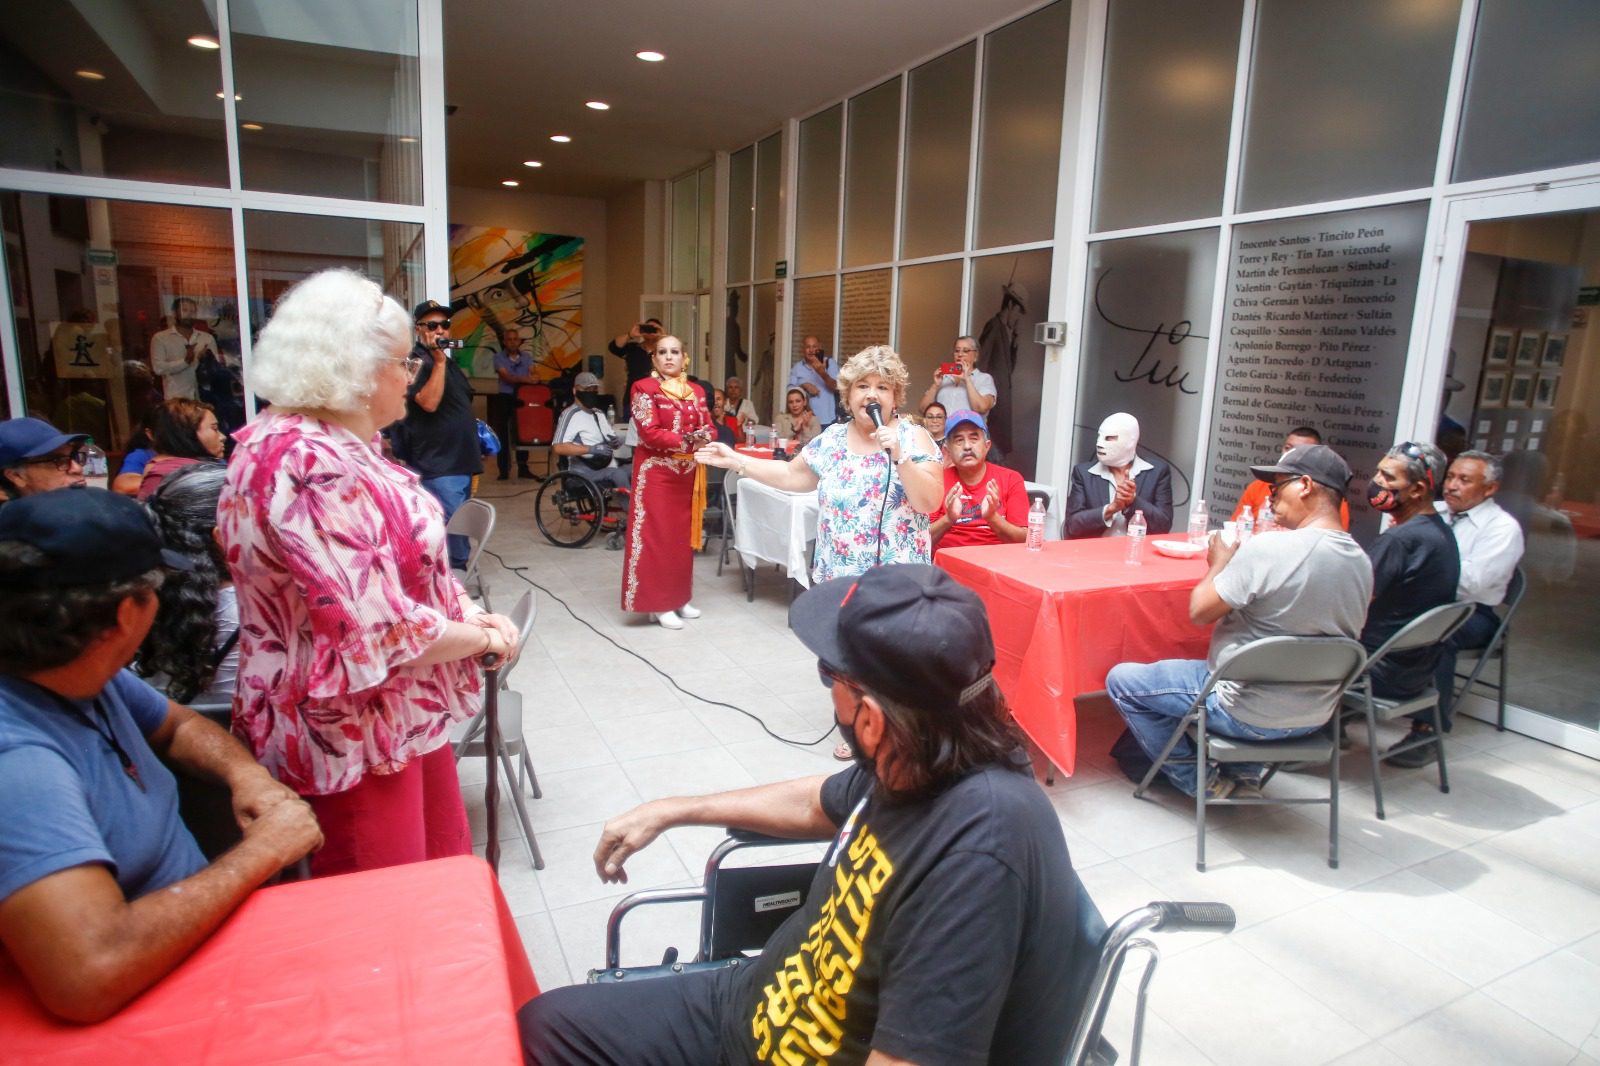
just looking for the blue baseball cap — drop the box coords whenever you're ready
[0,417,88,468]
[943,409,988,438]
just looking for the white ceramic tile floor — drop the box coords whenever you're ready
[461,487,1600,1064]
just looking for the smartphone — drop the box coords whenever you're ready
[938,362,962,378]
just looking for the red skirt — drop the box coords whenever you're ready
[621,449,697,613]
[305,745,471,876]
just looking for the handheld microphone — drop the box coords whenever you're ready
[864,400,887,450]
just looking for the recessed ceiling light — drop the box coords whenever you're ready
[187,35,220,50]
[635,50,665,63]
[501,179,520,187]
[75,69,106,81]
[215,91,242,100]
[241,122,263,130]
[522,160,542,168]
[397,135,418,144]
[549,134,571,143]
[584,100,610,111]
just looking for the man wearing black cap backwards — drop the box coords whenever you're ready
[1106,445,1373,800]
[521,564,1079,1066]
[0,490,322,1023]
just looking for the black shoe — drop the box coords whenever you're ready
[518,467,535,479]
[497,471,510,481]
[1386,726,1439,769]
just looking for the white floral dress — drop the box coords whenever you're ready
[801,421,938,582]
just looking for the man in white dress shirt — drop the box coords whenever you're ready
[149,298,220,401]
[1390,449,1524,766]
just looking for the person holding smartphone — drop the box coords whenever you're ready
[919,335,997,421]
[609,318,664,412]
[621,333,716,629]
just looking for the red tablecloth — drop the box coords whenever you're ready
[735,444,778,460]
[1,856,538,1064]
[939,537,1214,776]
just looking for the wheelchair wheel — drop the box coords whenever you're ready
[535,473,604,548]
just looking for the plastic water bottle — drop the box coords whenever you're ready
[1026,497,1046,552]
[1187,499,1209,545]
[1257,503,1276,534]
[81,439,108,490]
[1126,509,1147,565]
[1238,505,1255,546]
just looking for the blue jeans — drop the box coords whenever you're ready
[1106,659,1322,796]
[421,474,472,569]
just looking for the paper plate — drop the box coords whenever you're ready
[1152,538,1206,559]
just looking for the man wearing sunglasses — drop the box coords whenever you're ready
[1360,441,1461,761]
[1107,444,1372,800]
[398,300,480,570]
[0,417,90,504]
[522,565,1079,1066]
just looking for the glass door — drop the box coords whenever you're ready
[1430,184,1600,758]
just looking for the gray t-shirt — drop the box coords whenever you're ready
[1209,527,1373,728]
[935,367,997,415]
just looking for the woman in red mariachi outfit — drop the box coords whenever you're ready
[622,334,715,629]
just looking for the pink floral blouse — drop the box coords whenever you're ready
[217,411,479,796]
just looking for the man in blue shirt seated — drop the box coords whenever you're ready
[0,489,322,1022]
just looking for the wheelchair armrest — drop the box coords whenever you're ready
[725,828,832,846]
[604,886,708,970]
[588,956,746,985]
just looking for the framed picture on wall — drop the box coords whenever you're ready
[1509,372,1535,406]
[1541,334,1567,368]
[1485,328,1513,366]
[1534,372,1559,408]
[1477,371,1507,407]
[1515,331,1543,366]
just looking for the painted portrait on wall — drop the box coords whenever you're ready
[448,227,583,380]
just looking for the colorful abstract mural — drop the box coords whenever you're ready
[447,226,583,381]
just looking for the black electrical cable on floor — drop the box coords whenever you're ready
[481,548,836,750]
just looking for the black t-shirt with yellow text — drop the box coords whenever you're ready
[719,754,1078,1066]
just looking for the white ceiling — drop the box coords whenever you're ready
[442,0,1053,198]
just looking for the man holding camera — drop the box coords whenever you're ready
[609,319,664,411]
[789,335,841,423]
[399,300,479,570]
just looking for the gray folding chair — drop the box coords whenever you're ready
[446,498,496,612]
[1453,567,1526,732]
[700,465,728,554]
[1340,600,1474,820]
[452,590,543,869]
[717,468,742,580]
[1134,635,1368,871]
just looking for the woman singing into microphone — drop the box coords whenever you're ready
[696,345,941,580]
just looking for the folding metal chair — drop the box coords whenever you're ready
[1133,635,1368,871]
[446,498,496,612]
[1340,600,1475,820]
[589,830,1236,1066]
[452,590,544,869]
[1453,567,1526,732]
[717,467,741,580]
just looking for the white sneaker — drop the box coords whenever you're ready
[651,610,684,630]
[677,603,702,620]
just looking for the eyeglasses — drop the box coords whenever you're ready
[1395,441,1435,490]
[392,355,424,378]
[817,662,856,691]
[419,320,451,331]
[21,448,87,472]
[1268,475,1306,501]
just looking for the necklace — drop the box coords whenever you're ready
[34,684,146,791]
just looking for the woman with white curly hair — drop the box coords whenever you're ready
[697,344,942,579]
[217,269,518,876]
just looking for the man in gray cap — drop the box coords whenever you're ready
[0,489,321,1022]
[553,371,629,491]
[1106,445,1372,799]
[521,564,1079,1066]
[0,417,89,503]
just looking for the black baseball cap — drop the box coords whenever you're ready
[412,299,453,322]
[0,488,192,588]
[1251,444,1352,494]
[789,564,995,714]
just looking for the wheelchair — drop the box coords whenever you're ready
[534,462,630,550]
[589,830,1237,1066]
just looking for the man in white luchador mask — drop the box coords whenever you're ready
[1064,412,1174,539]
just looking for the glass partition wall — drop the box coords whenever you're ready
[0,0,441,447]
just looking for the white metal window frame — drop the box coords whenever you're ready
[0,0,449,420]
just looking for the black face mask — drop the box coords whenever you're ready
[574,390,596,407]
[1367,479,1400,513]
[837,699,877,776]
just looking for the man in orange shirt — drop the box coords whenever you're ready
[930,410,1030,550]
[1234,426,1349,529]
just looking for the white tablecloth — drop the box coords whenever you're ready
[733,478,820,587]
